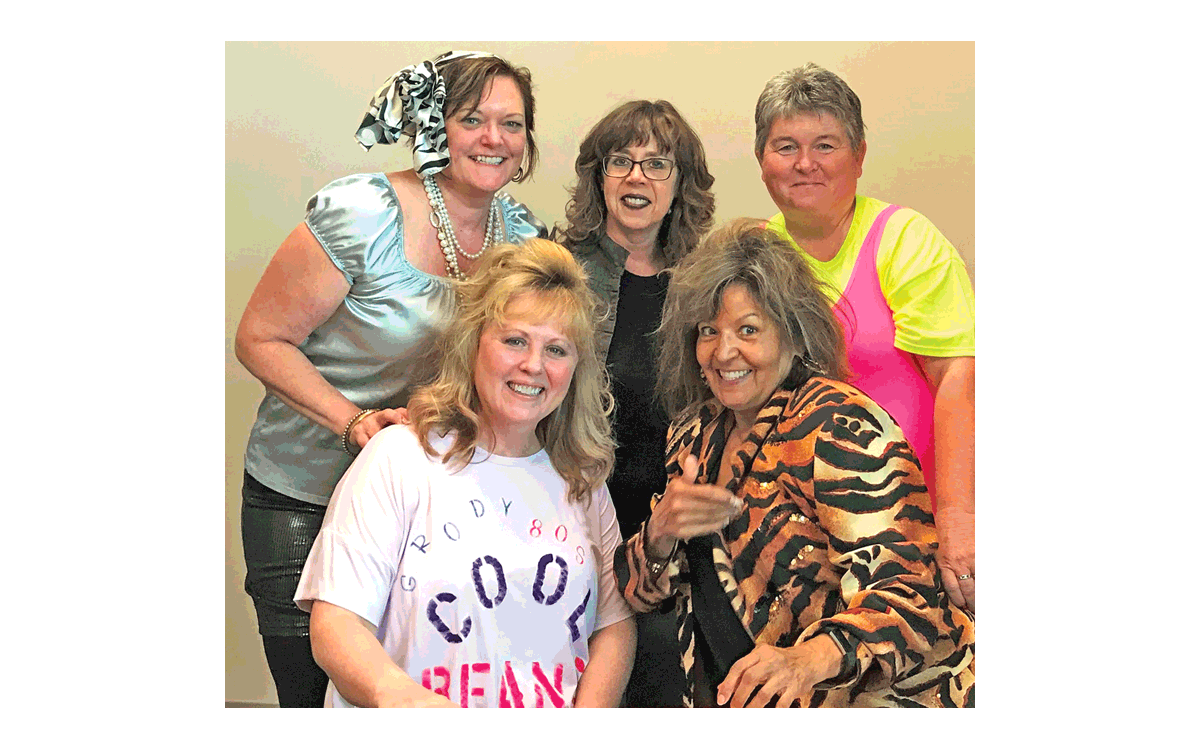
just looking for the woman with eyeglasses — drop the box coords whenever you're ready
[554,100,716,706]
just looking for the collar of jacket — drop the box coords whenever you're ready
[597,231,632,268]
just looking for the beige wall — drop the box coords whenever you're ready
[225,40,974,704]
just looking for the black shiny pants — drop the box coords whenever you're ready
[241,472,329,707]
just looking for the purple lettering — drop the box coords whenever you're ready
[532,554,568,605]
[471,555,507,608]
[566,588,592,642]
[426,592,472,644]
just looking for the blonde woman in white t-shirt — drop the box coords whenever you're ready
[296,238,635,707]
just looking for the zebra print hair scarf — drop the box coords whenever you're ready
[355,50,495,177]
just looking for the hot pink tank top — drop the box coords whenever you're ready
[832,204,937,510]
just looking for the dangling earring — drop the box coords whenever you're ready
[800,352,824,374]
[511,166,525,182]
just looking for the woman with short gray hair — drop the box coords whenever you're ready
[753,63,976,613]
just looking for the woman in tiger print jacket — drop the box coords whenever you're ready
[614,219,974,707]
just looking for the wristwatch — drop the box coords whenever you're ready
[644,539,678,578]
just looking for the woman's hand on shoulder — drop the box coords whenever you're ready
[716,635,843,708]
[645,454,742,558]
[350,408,411,451]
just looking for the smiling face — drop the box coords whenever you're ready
[442,75,527,196]
[602,137,679,246]
[696,283,795,430]
[757,111,865,221]
[473,292,579,456]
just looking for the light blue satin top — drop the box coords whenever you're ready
[243,173,545,505]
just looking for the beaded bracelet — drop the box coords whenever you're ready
[341,408,380,455]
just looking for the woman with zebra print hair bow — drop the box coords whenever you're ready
[235,50,546,707]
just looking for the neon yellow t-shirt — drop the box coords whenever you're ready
[766,195,975,358]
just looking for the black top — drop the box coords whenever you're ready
[605,270,670,540]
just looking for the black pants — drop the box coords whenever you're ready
[241,472,330,707]
[623,608,686,707]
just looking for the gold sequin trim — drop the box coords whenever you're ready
[768,594,786,622]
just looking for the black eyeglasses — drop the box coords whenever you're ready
[602,155,675,181]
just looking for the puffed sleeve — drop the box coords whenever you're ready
[304,173,403,284]
[797,394,968,692]
[589,484,635,631]
[294,424,423,627]
[498,192,548,242]
[877,208,975,358]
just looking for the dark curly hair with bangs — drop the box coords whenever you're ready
[557,100,715,266]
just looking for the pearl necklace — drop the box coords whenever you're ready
[424,175,505,281]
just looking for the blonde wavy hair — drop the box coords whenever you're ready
[406,239,616,504]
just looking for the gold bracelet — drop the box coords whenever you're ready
[341,408,380,455]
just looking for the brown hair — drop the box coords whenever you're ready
[656,218,848,419]
[558,100,714,266]
[439,54,539,182]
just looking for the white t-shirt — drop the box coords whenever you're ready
[296,425,632,708]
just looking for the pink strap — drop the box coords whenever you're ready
[833,203,938,510]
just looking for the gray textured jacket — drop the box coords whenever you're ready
[566,233,630,363]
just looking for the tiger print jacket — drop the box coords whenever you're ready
[614,377,975,707]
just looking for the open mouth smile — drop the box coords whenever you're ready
[718,369,750,381]
[509,382,544,396]
[473,156,505,165]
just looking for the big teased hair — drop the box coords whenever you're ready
[557,100,715,267]
[406,239,615,504]
[754,62,865,159]
[656,218,849,420]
